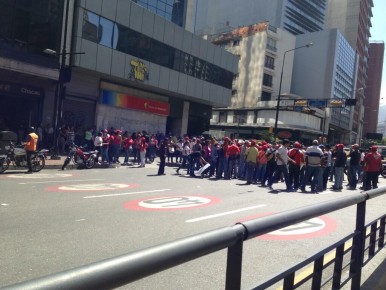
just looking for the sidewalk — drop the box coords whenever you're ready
[360,246,386,290]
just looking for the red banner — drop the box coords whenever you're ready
[102,90,170,116]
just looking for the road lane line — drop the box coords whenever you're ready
[19,179,105,185]
[186,204,267,223]
[83,189,171,199]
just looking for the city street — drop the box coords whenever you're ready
[1,161,386,289]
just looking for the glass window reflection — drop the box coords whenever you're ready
[81,9,233,89]
[83,11,100,43]
[99,17,114,47]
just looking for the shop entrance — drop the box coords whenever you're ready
[0,95,42,143]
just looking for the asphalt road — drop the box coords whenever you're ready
[1,161,386,289]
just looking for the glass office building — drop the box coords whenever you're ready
[132,0,186,27]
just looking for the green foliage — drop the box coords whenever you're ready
[259,130,273,142]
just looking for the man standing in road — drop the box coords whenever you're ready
[348,144,362,190]
[268,139,294,192]
[25,126,38,174]
[288,141,304,191]
[332,144,347,191]
[300,140,323,193]
[157,138,167,175]
[245,140,258,185]
[363,145,382,191]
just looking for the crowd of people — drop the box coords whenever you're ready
[48,125,383,192]
[158,136,382,193]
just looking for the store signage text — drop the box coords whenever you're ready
[128,59,149,82]
[101,90,170,116]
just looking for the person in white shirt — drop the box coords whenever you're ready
[267,139,294,191]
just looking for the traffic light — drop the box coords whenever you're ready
[345,99,357,106]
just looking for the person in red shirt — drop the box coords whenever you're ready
[363,146,382,191]
[288,141,304,191]
[122,134,133,165]
[227,141,241,179]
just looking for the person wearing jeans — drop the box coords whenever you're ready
[268,139,294,191]
[332,144,347,190]
[300,140,323,193]
[348,144,362,190]
[245,140,258,185]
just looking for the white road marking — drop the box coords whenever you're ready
[186,204,267,223]
[18,179,104,185]
[83,189,171,199]
[319,190,333,195]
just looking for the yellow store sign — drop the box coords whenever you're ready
[129,59,149,81]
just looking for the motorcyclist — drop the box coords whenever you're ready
[25,126,38,174]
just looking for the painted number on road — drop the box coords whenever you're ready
[259,216,337,240]
[47,183,138,191]
[124,196,220,211]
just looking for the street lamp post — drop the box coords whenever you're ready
[45,0,84,159]
[273,43,313,140]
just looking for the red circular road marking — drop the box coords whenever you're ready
[124,195,221,211]
[46,183,139,192]
[7,173,73,179]
[238,213,337,240]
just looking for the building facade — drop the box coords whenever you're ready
[327,0,374,143]
[132,0,186,27]
[186,0,327,36]
[0,0,238,140]
[363,41,384,139]
[209,22,325,143]
[292,29,358,144]
[0,0,64,143]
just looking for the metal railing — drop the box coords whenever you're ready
[2,188,386,290]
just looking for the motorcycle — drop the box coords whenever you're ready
[0,141,49,173]
[380,163,386,178]
[62,144,98,170]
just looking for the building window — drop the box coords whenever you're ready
[135,0,186,27]
[261,91,271,101]
[234,111,247,124]
[233,39,240,46]
[0,0,62,57]
[81,10,234,89]
[266,37,277,52]
[263,74,273,87]
[219,111,227,123]
[264,55,275,69]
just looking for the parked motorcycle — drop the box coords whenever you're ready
[0,141,49,173]
[380,163,386,178]
[62,144,98,170]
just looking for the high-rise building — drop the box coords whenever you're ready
[292,29,357,144]
[0,0,63,137]
[209,22,327,141]
[327,0,374,143]
[363,41,384,138]
[186,0,327,36]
